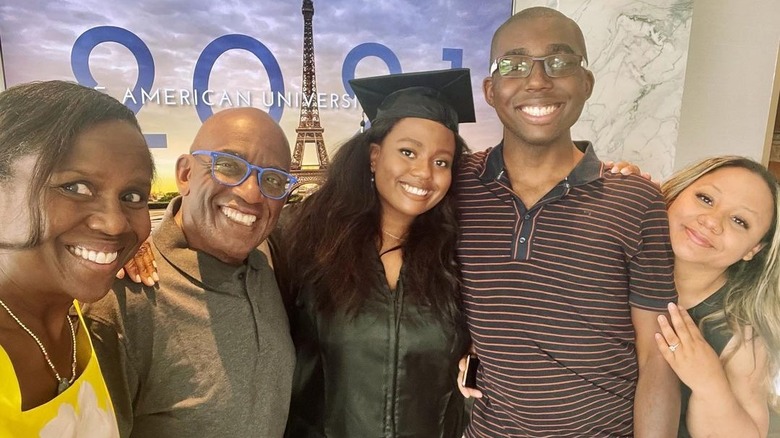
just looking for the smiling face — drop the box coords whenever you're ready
[0,120,153,303]
[176,108,290,265]
[369,117,455,227]
[483,14,594,149]
[667,166,774,272]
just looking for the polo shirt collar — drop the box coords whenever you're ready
[479,140,603,187]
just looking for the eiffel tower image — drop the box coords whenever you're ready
[290,0,329,191]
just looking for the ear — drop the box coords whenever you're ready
[483,76,496,108]
[175,154,193,196]
[369,143,381,172]
[742,242,766,262]
[583,69,595,100]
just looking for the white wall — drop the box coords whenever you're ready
[675,0,780,170]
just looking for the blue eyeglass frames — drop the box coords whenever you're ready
[191,150,298,200]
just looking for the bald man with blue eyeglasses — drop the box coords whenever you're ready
[84,108,296,438]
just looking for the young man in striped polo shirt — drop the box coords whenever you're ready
[457,7,680,437]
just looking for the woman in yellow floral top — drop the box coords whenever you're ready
[0,81,154,436]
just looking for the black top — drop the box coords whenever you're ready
[284,257,470,438]
[678,285,732,437]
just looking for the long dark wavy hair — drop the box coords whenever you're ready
[281,117,468,323]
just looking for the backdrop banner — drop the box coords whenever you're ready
[0,0,510,196]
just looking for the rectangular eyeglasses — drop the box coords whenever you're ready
[489,53,587,78]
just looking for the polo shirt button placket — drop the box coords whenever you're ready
[519,237,527,244]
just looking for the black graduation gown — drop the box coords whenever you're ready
[284,260,470,438]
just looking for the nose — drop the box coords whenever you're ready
[86,199,133,236]
[525,60,553,90]
[233,171,267,205]
[697,213,724,235]
[410,160,433,180]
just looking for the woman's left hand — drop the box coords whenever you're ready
[654,302,725,391]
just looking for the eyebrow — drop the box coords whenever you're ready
[736,199,760,215]
[52,168,153,187]
[699,183,723,196]
[397,137,423,147]
[503,44,578,57]
[703,183,760,215]
[217,149,289,173]
[397,137,455,157]
[219,149,247,160]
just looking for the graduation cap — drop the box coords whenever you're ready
[349,68,476,133]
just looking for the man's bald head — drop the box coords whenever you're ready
[190,107,291,166]
[490,7,588,64]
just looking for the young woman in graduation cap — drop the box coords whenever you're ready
[275,68,475,438]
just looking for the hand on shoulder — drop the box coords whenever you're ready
[115,239,158,286]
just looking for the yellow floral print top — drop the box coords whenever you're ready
[0,302,118,437]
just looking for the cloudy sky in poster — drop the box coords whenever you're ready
[0,0,510,192]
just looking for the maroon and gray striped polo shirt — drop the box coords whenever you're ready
[457,142,676,437]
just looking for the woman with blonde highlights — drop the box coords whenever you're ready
[656,156,780,437]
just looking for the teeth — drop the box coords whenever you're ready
[221,206,257,226]
[521,104,559,117]
[401,183,430,197]
[68,246,118,265]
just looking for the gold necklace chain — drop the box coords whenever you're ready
[382,229,404,241]
[0,298,77,394]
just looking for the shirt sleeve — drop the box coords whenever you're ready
[627,182,677,311]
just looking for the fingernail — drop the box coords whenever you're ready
[133,274,141,283]
[152,260,158,268]
[621,168,630,175]
[152,272,160,282]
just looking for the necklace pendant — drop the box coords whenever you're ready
[57,378,71,395]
